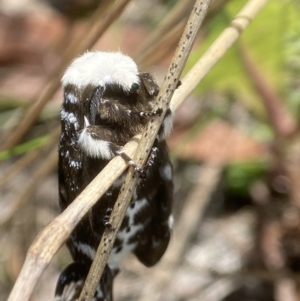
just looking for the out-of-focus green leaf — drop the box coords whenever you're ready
[0,135,49,161]
[186,0,299,117]
[225,160,269,192]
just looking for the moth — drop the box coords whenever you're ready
[55,51,174,301]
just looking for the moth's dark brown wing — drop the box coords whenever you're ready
[58,85,85,210]
[133,141,173,267]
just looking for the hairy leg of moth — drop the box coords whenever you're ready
[115,146,159,178]
[103,207,113,229]
[124,108,163,117]
[158,108,173,140]
[90,86,163,122]
[99,98,163,119]
[79,123,159,177]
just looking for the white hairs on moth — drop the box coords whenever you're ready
[159,110,174,141]
[78,117,114,159]
[108,241,137,270]
[126,198,148,226]
[62,51,140,91]
[168,215,174,230]
[159,164,172,182]
[72,241,96,260]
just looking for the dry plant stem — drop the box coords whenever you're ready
[0,149,39,187]
[135,0,193,65]
[163,164,222,267]
[8,0,269,299]
[0,128,60,225]
[79,1,212,300]
[137,164,222,301]
[135,0,229,67]
[0,126,60,187]
[170,0,270,113]
[1,0,131,151]
[208,268,300,283]
[0,146,58,226]
[238,43,296,138]
[7,139,139,301]
[138,21,185,70]
[286,142,300,211]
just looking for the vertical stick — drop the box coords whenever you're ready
[79,1,212,300]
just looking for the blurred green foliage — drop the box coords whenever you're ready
[0,135,49,161]
[225,160,269,193]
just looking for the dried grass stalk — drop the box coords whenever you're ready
[79,1,212,300]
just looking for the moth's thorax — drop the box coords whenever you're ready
[62,51,140,92]
[61,60,155,154]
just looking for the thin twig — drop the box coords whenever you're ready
[0,126,60,187]
[135,0,230,69]
[170,0,270,113]
[1,0,131,151]
[79,1,212,300]
[8,0,269,300]
[0,146,58,226]
[238,43,296,138]
[0,127,60,225]
[208,268,300,283]
[137,20,185,70]
[0,149,39,186]
[135,0,193,67]
[163,165,222,267]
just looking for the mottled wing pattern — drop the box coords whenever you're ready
[56,51,174,301]
[55,263,113,301]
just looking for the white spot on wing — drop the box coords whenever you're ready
[61,108,80,131]
[96,285,104,299]
[62,51,140,92]
[70,160,81,169]
[126,198,148,225]
[159,164,172,181]
[73,241,96,260]
[168,215,174,229]
[108,198,148,268]
[159,110,174,140]
[117,224,144,241]
[108,242,137,270]
[65,92,78,104]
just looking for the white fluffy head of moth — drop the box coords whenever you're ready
[63,52,140,159]
[61,51,140,91]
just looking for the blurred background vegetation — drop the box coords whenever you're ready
[1,0,300,300]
